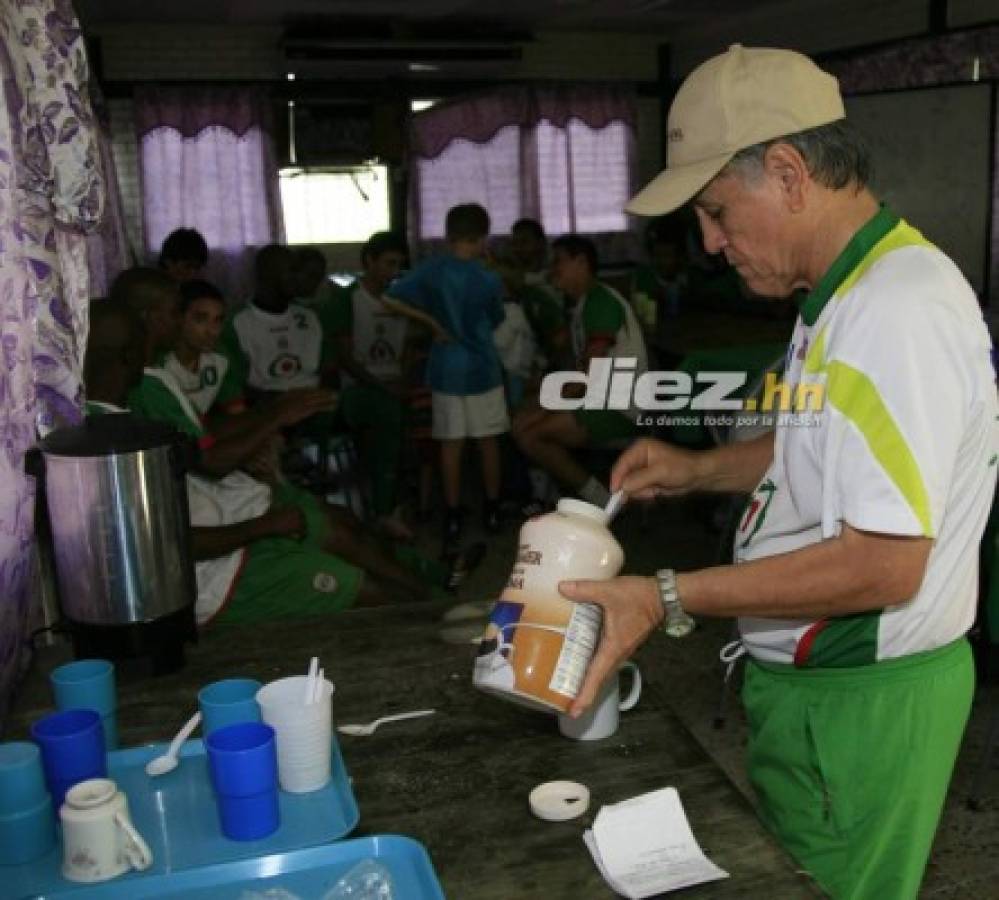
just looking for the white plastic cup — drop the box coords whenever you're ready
[256,676,334,793]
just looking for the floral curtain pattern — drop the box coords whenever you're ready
[86,85,131,297]
[0,0,104,723]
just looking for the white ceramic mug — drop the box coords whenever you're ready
[60,778,152,883]
[558,661,642,741]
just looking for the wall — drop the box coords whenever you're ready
[948,0,999,28]
[92,24,280,80]
[669,0,932,74]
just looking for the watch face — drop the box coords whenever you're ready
[664,616,695,638]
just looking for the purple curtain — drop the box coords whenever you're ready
[86,84,131,296]
[0,0,105,724]
[410,83,638,158]
[409,84,639,263]
[824,25,998,94]
[135,86,284,303]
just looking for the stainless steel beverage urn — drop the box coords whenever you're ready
[37,414,197,674]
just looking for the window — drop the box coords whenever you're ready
[416,127,521,239]
[411,99,441,113]
[414,120,631,241]
[536,122,631,235]
[279,165,390,244]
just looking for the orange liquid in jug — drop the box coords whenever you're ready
[474,500,622,713]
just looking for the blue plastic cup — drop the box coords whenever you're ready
[206,722,279,841]
[0,742,49,817]
[49,659,118,750]
[199,678,262,736]
[0,794,57,865]
[30,709,107,808]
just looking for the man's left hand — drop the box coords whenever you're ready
[558,575,663,717]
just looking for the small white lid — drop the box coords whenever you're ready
[556,498,607,525]
[529,780,591,821]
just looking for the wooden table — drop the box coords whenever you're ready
[5,603,820,898]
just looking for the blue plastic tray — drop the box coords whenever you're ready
[31,835,444,900]
[7,737,359,899]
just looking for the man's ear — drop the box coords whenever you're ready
[764,142,809,213]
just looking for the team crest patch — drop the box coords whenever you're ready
[269,354,303,378]
[312,572,339,593]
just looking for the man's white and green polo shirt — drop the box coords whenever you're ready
[735,206,998,666]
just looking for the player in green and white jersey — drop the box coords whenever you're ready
[513,235,648,508]
[219,245,334,399]
[106,270,476,623]
[161,280,245,419]
[320,232,411,538]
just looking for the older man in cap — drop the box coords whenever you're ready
[560,45,997,898]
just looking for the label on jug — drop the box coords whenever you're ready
[473,499,624,714]
[549,603,602,697]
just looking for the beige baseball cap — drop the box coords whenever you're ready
[627,44,845,216]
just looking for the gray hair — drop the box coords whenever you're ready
[724,119,873,191]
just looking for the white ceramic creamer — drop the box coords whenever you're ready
[473,498,623,713]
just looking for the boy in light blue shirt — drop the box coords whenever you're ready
[384,204,508,547]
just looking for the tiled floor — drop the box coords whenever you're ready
[441,492,999,899]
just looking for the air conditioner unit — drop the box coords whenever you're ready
[282,38,524,80]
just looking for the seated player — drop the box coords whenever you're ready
[629,213,690,333]
[220,244,332,402]
[106,271,479,623]
[291,246,331,308]
[162,279,245,418]
[512,235,648,508]
[321,231,413,540]
[158,227,209,283]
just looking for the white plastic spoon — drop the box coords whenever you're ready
[337,709,436,737]
[145,711,202,776]
[603,490,626,524]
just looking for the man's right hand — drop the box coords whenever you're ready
[272,388,338,427]
[610,438,706,500]
[260,504,306,541]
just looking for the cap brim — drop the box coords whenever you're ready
[626,150,736,217]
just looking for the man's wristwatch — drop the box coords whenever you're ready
[656,568,695,637]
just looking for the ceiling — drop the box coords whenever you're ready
[76,0,786,33]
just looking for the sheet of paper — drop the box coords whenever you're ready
[584,829,631,897]
[584,787,729,898]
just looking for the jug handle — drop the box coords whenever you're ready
[115,810,153,871]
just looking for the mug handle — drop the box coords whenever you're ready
[115,810,153,871]
[618,661,642,712]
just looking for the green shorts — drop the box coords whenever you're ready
[743,638,973,899]
[573,409,638,445]
[219,484,362,623]
[271,482,329,547]
[221,537,363,623]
